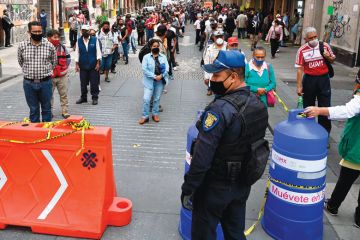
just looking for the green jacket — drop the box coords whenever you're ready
[338,115,360,165]
[245,62,276,107]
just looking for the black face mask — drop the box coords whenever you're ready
[82,32,90,38]
[152,47,160,54]
[210,73,232,95]
[103,28,110,33]
[31,33,42,42]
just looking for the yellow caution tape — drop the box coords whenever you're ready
[244,180,270,236]
[268,176,325,190]
[0,118,92,156]
[273,91,289,112]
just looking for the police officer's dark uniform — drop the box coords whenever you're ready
[181,50,269,240]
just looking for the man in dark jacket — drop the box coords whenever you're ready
[181,50,269,239]
[2,9,14,47]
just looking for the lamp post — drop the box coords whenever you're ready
[59,0,65,43]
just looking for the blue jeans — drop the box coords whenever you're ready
[23,79,53,123]
[146,29,154,42]
[121,40,129,61]
[130,36,137,52]
[142,81,164,118]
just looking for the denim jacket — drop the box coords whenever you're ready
[142,53,169,89]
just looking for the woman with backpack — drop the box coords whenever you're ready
[245,47,276,107]
[139,39,169,125]
[266,20,283,59]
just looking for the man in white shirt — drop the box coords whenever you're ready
[97,21,118,82]
[218,10,227,22]
[236,11,247,39]
[194,15,202,45]
[75,25,102,105]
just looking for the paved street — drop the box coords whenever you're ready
[0,26,359,240]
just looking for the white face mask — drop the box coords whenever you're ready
[308,38,319,47]
[216,38,224,45]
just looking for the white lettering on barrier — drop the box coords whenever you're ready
[185,151,191,165]
[269,182,325,205]
[272,149,327,173]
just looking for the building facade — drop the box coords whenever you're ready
[303,0,360,67]
[0,0,37,46]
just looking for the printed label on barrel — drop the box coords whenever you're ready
[269,182,325,205]
[272,149,327,173]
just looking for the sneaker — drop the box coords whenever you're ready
[105,77,110,82]
[163,89,168,94]
[99,85,102,92]
[62,113,71,119]
[324,199,338,216]
[276,49,280,53]
[76,98,87,104]
[173,67,178,71]
[92,99,98,105]
[138,117,149,125]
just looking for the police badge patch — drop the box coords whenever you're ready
[203,111,220,132]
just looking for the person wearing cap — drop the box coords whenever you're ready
[181,50,269,239]
[304,69,360,228]
[227,37,247,63]
[75,24,102,105]
[203,30,227,96]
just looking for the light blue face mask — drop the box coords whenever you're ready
[254,58,264,66]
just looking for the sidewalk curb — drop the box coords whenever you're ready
[0,74,22,84]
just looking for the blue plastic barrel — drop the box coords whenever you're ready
[179,111,224,240]
[262,109,328,240]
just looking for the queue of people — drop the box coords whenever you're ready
[13,2,359,238]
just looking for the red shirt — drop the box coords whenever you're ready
[126,20,133,35]
[145,18,155,30]
[295,42,335,76]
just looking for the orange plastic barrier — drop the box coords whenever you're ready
[0,116,132,239]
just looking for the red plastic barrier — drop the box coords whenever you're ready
[0,116,132,239]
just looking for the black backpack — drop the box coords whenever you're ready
[319,41,334,78]
[138,39,161,63]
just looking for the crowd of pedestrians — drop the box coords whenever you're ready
[12,1,360,237]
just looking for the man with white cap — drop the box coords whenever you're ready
[75,25,102,105]
[181,50,269,240]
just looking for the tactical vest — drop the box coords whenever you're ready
[78,36,97,70]
[205,90,268,183]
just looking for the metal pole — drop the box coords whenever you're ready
[59,0,65,44]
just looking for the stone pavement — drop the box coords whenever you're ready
[0,26,358,239]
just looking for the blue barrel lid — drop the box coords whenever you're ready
[273,109,328,159]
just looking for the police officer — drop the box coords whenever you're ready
[181,50,269,240]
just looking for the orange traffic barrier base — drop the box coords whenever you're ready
[0,116,132,239]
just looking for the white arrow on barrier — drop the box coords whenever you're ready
[0,166,8,191]
[38,150,68,220]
